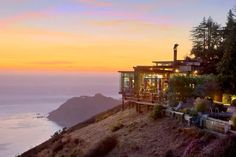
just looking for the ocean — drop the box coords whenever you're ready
[0,72,120,156]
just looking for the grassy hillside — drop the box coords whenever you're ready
[20,105,236,157]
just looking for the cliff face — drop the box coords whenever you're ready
[48,93,121,127]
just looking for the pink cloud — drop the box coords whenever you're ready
[0,10,51,28]
[87,18,174,31]
[76,0,112,7]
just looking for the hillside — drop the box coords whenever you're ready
[20,106,236,157]
[48,93,121,127]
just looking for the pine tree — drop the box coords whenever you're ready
[191,17,223,74]
[217,9,236,93]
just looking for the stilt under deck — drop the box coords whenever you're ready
[122,99,167,113]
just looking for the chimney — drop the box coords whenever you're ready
[173,44,179,66]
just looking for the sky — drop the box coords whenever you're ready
[0,0,235,73]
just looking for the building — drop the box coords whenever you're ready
[119,44,201,106]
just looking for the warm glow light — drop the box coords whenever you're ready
[175,69,180,73]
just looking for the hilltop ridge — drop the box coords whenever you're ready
[48,93,121,127]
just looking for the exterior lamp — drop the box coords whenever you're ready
[193,70,198,75]
[175,69,179,73]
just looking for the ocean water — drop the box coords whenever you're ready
[0,97,64,157]
[0,72,120,156]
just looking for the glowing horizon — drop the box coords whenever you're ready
[0,0,235,73]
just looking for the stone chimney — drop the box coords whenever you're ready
[173,44,179,66]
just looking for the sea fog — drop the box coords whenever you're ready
[0,72,120,156]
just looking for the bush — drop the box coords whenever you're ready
[52,141,64,153]
[167,75,219,104]
[231,99,236,107]
[194,98,210,113]
[150,105,164,120]
[180,108,198,117]
[83,135,118,157]
[231,114,236,127]
[110,122,124,132]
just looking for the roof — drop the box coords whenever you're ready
[133,66,173,73]
[118,71,134,73]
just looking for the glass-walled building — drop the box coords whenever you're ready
[119,71,134,97]
[119,60,201,103]
[119,44,201,103]
[133,66,172,102]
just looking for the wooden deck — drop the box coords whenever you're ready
[123,99,168,113]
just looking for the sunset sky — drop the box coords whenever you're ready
[0,0,235,72]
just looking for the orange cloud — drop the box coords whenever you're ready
[30,61,74,65]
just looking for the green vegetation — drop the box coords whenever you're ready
[194,98,211,113]
[180,108,198,117]
[190,8,236,94]
[167,75,218,106]
[232,99,236,107]
[217,10,236,94]
[150,105,164,120]
[83,135,118,157]
[51,127,67,138]
[191,17,223,74]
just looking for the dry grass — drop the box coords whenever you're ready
[83,135,118,157]
[110,122,124,132]
[209,135,236,157]
[178,127,200,138]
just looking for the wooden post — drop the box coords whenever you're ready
[122,99,125,111]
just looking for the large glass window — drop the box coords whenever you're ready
[139,73,163,94]
[120,72,134,95]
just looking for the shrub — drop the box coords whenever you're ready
[231,114,236,127]
[194,98,210,113]
[83,135,118,157]
[180,108,189,114]
[150,105,164,120]
[110,122,124,132]
[165,150,174,157]
[231,99,236,107]
[180,108,198,117]
[167,75,219,104]
[52,141,64,153]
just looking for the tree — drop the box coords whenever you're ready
[167,75,219,106]
[191,17,223,74]
[217,9,236,94]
